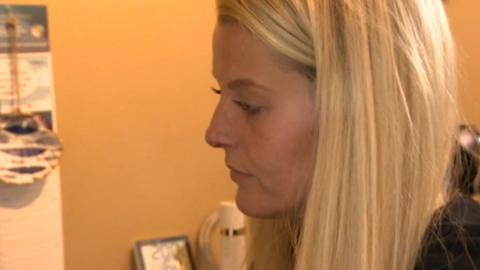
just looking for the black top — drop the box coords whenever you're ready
[415,196,480,270]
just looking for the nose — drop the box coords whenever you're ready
[205,100,232,149]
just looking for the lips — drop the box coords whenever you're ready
[227,164,253,183]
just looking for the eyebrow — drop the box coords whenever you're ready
[227,78,272,92]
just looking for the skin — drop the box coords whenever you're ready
[205,21,317,218]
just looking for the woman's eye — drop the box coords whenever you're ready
[210,87,262,115]
[233,100,262,115]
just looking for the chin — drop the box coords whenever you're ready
[235,188,286,218]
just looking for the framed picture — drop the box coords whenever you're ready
[134,235,195,270]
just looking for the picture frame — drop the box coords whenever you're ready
[134,235,195,270]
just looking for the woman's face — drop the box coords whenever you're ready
[206,22,316,218]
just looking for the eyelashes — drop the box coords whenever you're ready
[211,87,221,95]
[210,87,263,115]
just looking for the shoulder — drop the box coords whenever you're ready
[415,197,480,270]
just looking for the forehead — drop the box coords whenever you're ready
[212,22,291,82]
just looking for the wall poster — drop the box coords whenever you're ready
[0,5,64,270]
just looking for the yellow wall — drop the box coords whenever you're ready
[445,0,480,125]
[48,0,235,269]
[2,0,479,270]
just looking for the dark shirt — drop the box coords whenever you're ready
[415,196,480,270]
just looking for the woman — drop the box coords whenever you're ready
[447,125,480,198]
[417,125,480,270]
[205,0,473,269]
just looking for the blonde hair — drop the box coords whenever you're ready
[215,0,458,269]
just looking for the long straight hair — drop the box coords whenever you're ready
[215,0,458,269]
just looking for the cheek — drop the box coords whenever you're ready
[247,111,316,201]
[236,127,315,217]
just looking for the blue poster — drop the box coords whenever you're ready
[0,5,54,126]
[0,5,49,53]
